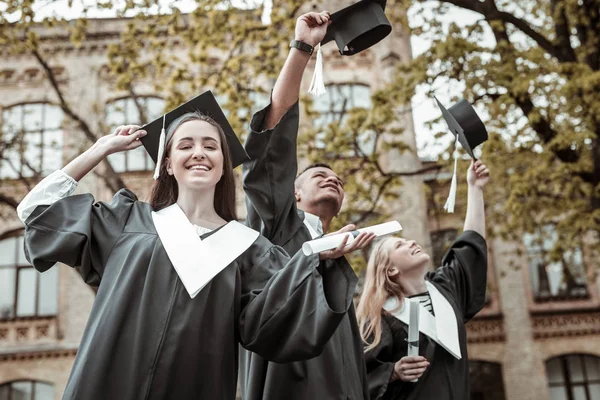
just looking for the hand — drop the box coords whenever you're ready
[295,11,331,48]
[466,159,490,189]
[96,125,147,156]
[319,224,377,260]
[392,356,429,382]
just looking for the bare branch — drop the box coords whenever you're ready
[0,193,19,209]
[32,48,127,192]
[550,0,577,62]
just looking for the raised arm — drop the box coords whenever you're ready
[17,125,146,222]
[262,11,331,130]
[242,12,330,243]
[63,125,146,181]
[463,159,489,238]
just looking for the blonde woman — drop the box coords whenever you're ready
[357,160,490,400]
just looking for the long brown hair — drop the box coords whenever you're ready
[149,112,237,221]
[356,237,406,352]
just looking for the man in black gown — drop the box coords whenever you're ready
[239,10,371,400]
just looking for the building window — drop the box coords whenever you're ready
[0,233,58,320]
[105,97,165,172]
[523,226,588,302]
[0,103,64,179]
[470,361,506,400]
[546,354,600,400]
[312,83,375,155]
[0,380,54,400]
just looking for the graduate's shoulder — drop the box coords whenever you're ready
[110,189,158,235]
[228,224,289,262]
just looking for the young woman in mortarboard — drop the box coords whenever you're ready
[356,160,490,400]
[16,94,373,400]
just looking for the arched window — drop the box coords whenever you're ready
[0,103,64,179]
[312,83,375,155]
[0,380,54,399]
[0,232,58,320]
[469,360,506,400]
[105,96,165,172]
[546,354,600,399]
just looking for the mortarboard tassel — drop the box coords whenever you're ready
[444,135,459,213]
[153,114,166,180]
[308,43,326,97]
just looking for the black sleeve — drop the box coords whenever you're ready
[22,189,136,286]
[242,100,305,245]
[430,230,488,321]
[238,238,357,363]
[365,316,403,400]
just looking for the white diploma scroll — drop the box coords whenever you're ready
[407,298,420,382]
[301,221,402,256]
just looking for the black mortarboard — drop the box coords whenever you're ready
[435,97,488,159]
[435,97,488,214]
[140,91,249,179]
[321,0,391,56]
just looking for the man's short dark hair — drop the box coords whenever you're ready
[297,162,333,178]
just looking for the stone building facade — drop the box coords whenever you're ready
[0,4,599,400]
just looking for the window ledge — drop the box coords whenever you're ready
[0,316,59,345]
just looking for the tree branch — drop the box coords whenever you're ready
[550,0,577,62]
[442,0,571,62]
[32,47,127,192]
[0,193,19,209]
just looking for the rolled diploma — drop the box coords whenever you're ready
[407,298,420,382]
[301,221,402,256]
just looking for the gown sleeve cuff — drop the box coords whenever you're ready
[249,97,300,135]
[318,257,358,314]
[17,169,79,223]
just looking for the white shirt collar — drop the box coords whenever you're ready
[303,212,324,239]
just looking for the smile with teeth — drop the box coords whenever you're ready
[187,164,211,171]
[412,248,421,255]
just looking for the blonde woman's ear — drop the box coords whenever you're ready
[387,267,400,278]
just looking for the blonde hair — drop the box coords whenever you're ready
[357,237,406,352]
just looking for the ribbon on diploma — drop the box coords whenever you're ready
[301,221,402,256]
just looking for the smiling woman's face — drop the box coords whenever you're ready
[165,120,224,191]
[387,237,430,276]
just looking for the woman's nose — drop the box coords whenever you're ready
[192,146,206,160]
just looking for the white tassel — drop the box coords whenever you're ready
[308,43,326,97]
[153,115,166,180]
[444,136,459,213]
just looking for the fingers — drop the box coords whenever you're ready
[125,129,147,148]
[329,224,356,236]
[345,231,375,252]
[401,369,426,381]
[335,233,350,252]
[401,356,428,364]
[300,11,330,26]
[113,125,142,137]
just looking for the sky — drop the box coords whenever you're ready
[5,0,495,160]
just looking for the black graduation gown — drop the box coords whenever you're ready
[22,189,353,400]
[240,101,370,400]
[364,230,488,400]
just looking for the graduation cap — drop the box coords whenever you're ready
[434,97,488,213]
[322,0,391,56]
[308,0,391,96]
[139,91,249,179]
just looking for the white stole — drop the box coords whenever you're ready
[383,281,462,359]
[151,204,259,298]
